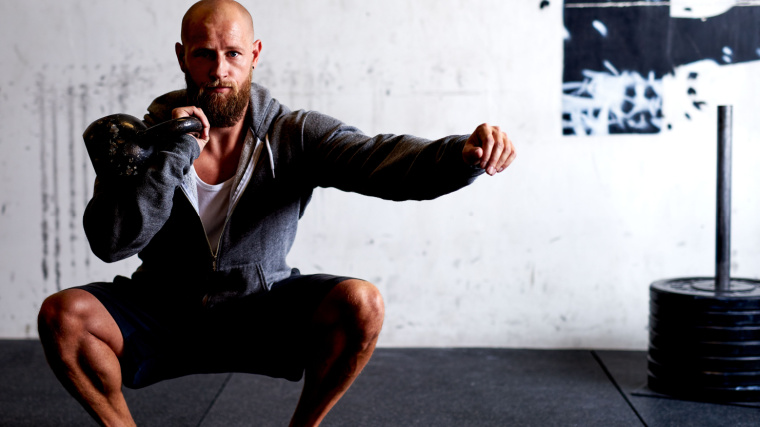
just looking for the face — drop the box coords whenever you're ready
[176,11,261,127]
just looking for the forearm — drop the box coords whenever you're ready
[84,135,199,262]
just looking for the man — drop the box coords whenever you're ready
[37,1,516,426]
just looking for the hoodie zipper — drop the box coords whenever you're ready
[180,189,218,270]
[182,138,262,272]
[211,213,230,271]
[208,177,253,271]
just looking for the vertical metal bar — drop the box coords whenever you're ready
[716,105,732,292]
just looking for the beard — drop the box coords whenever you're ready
[185,70,251,128]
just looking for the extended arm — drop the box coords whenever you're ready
[295,111,514,201]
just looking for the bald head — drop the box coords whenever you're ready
[181,0,254,44]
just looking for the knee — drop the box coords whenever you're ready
[38,289,96,342]
[332,280,385,340]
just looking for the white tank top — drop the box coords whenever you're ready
[195,172,234,253]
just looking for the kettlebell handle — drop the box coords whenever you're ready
[140,116,203,140]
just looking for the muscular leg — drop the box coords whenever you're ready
[289,279,385,427]
[38,289,136,427]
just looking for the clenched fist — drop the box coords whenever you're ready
[462,123,516,176]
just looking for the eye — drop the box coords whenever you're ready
[228,52,240,58]
[192,49,212,58]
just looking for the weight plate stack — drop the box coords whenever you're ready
[648,277,760,402]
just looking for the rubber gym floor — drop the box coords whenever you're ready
[1,340,758,426]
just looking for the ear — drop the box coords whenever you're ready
[175,42,187,73]
[251,39,263,69]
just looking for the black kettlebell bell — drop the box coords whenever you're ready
[83,114,203,179]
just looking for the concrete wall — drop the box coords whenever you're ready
[1,0,759,349]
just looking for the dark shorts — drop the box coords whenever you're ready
[78,270,351,389]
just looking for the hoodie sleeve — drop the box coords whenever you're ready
[293,110,484,201]
[83,124,200,263]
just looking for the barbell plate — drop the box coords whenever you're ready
[650,301,760,327]
[649,331,760,357]
[648,358,760,387]
[649,315,760,341]
[648,346,760,372]
[651,277,760,311]
[647,375,760,402]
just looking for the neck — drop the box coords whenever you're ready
[206,115,247,156]
[194,110,250,185]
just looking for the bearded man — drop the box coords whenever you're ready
[37,1,516,426]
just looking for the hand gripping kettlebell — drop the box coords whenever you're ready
[83,114,203,179]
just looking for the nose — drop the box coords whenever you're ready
[209,55,228,81]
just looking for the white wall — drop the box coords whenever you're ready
[1,0,759,349]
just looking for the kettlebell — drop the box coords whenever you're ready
[83,114,203,179]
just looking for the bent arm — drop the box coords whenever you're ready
[299,111,484,201]
[83,135,200,262]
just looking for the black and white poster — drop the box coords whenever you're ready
[563,0,760,136]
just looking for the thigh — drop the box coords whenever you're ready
[77,278,204,389]
[195,273,354,380]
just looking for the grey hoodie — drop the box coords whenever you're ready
[83,83,483,306]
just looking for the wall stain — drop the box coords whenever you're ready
[14,44,29,67]
[51,94,62,291]
[80,84,91,268]
[37,75,49,284]
[67,86,78,270]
